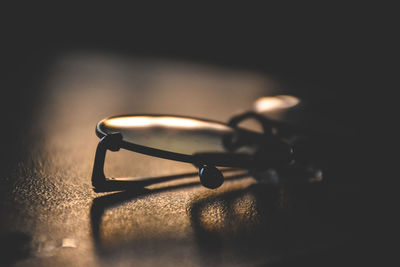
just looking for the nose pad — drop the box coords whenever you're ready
[199,165,224,189]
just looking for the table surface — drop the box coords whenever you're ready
[0,52,368,266]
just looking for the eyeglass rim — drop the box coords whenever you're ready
[95,114,263,169]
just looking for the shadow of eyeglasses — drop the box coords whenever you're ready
[90,169,250,255]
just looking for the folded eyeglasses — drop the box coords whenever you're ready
[92,97,323,192]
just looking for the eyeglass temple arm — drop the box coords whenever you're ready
[92,132,227,192]
[92,132,128,192]
[92,132,222,192]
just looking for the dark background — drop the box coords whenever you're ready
[1,5,390,266]
[3,6,381,182]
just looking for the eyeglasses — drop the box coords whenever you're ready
[91,111,319,192]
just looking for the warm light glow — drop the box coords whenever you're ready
[104,116,229,130]
[254,95,300,113]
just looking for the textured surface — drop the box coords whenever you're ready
[1,53,364,266]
